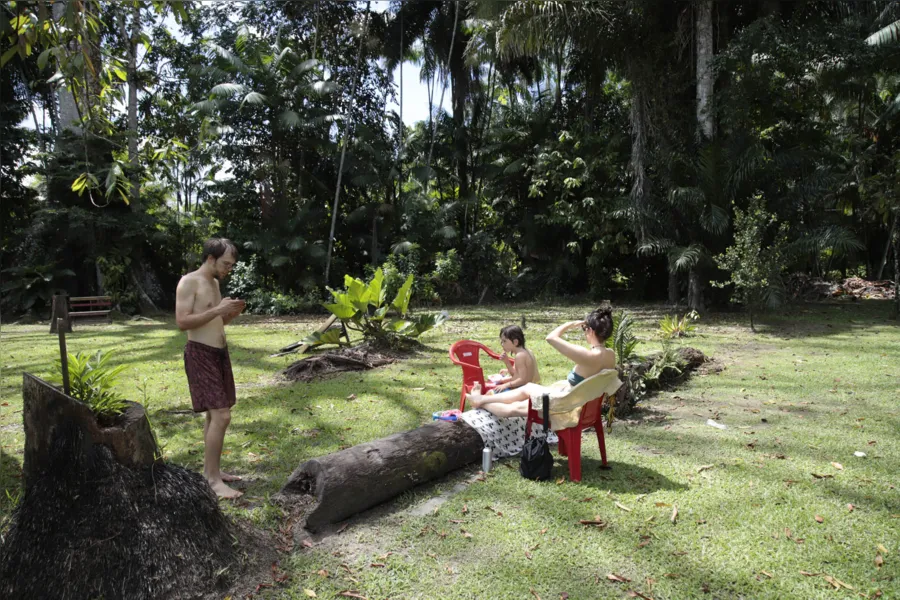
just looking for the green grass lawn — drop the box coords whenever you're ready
[1,302,898,599]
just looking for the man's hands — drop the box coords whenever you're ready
[218,297,246,318]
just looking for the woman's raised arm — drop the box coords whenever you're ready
[545,320,598,366]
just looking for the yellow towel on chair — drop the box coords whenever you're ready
[529,369,623,429]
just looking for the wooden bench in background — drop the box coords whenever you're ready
[50,294,112,333]
[69,296,112,323]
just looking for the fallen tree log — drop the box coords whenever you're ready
[0,374,240,600]
[278,419,483,531]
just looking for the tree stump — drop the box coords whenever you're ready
[279,419,483,531]
[0,374,239,600]
[21,373,159,489]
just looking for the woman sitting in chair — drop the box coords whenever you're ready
[467,307,616,418]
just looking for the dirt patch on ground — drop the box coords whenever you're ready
[696,357,726,376]
[210,520,281,600]
[280,345,407,382]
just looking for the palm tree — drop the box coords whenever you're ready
[384,1,475,202]
[637,142,732,309]
[192,23,348,287]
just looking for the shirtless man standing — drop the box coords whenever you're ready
[175,238,246,498]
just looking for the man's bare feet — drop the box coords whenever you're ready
[209,478,243,499]
[205,471,242,483]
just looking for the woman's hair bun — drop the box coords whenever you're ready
[585,305,614,340]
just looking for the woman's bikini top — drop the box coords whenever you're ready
[567,367,586,387]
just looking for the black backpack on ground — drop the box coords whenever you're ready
[520,394,553,481]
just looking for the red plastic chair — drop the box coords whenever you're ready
[524,395,608,482]
[449,340,507,412]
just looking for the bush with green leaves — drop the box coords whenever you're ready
[1,264,75,315]
[604,311,686,414]
[429,249,462,303]
[96,253,139,314]
[60,350,128,418]
[659,310,700,339]
[376,248,441,306]
[715,197,790,331]
[225,257,262,300]
[615,341,688,415]
[242,289,322,316]
[227,257,323,315]
[304,269,447,349]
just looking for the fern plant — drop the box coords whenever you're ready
[643,342,685,384]
[605,310,639,367]
[60,351,128,417]
[659,310,700,339]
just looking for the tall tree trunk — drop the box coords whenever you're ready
[668,270,679,305]
[80,1,103,117]
[371,210,378,266]
[472,58,496,233]
[696,0,714,141]
[628,75,651,242]
[688,268,704,312]
[877,217,896,280]
[555,46,563,112]
[892,210,899,319]
[324,1,371,286]
[52,0,81,135]
[122,2,141,212]
[397,12,404,195]
[455,62,468,234]
[450,35,470,204]
[690,0,714,313]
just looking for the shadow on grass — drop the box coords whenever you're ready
[750,300,896,340]
[575,458,688,494]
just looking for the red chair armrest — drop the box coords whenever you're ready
[482,347,503,360]
[451,358,486,371]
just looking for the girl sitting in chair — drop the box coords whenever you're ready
[467,308,616,418]
[488,325,541,393]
